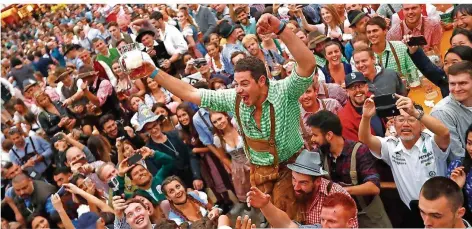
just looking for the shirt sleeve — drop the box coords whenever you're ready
[193,116,214,146]
[45,196,57,215]
[447,160,462,177]
[213,135,222,148]
[36,136,53,159]
[279,63,315,101]
[430,109,465,159]
[96,79,113,106]
[199,88,237,113]
[171,27,188,55]
[356,144,381,188]
[372,136,392,166]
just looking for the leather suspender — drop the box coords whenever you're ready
[349,142,368,209]
[388,42,403,76]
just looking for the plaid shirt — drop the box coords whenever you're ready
[199,67,314,165]
[372,41,418,77]
[323,139,381,209]
[386,17,443,52]
[305,178,358,228]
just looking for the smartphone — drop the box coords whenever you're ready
[407,36,427,46]
[56,186,67,196]
[128,153,143,166]
[373,94,400,118]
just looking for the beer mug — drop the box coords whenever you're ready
[422,77,438,100]
[404,69,421,88]
[118,43,155,80]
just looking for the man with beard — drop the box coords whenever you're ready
[299,82,342,150]
[419,177,471,228]
[219,21,246,75]
[235,7,257,35]
[338,72,385,141]
[387,4,442,54]
[9,173,57,224]
[162,175,221,225]
[359,93,450,227]
[285,150,354,226]
[307,110,391,228]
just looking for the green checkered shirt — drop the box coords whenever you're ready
[374,41,417,76]
[199,70,314,166]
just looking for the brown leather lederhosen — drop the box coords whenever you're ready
[234,96,298,194]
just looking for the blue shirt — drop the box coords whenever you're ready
[221,43,245,75]
[9,136,53,175]
[51,48,66,67]
[241,18,257,35]
[192,109,214,146]
[447,160,472,212]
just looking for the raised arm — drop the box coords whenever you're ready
[257,14,316,77]
[395,94,450,151]
[150,66,202,105]
[63,183,114,213]
[358,97,382,156]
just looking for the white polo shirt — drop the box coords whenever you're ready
[372,130,449,207]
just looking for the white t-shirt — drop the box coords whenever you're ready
[372,129,449,207]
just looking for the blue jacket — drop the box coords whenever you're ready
[322,62,352,84]
[408,48,449,97]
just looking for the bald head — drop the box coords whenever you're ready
[66,146,86,166]
[12,173,31,184]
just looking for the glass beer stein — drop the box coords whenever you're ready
[118,43,155,80]
[422,77,438,100]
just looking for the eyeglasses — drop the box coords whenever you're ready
[395,116,417,124]
[347,83,366,91]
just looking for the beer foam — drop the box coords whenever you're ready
[122,50,144,69]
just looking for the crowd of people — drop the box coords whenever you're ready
[1,3,471,229]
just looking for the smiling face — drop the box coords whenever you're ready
[292,171,319,202]
[112,62,124,78]
[143,121,162,138]
[123,141,136,158]
[299,85,318,109]
[366,24,386,46]
[324,44,342,65]
[146,77,159,90]
[394,110,422,142]
[234,71,266,106]
[353,51,376,77]
[130,165,152,187]
[141,34,154,47]
[125,202,152,229]
[403,4,422,26]
[209,34,220,44]
[35,93,50,108]
[210,112,229,131]
[54,139,68,152]
[296,31,308,45]
[100,164,118,182]
[448,72,472,103]
[164,180,187,204]
[444,53,462,74]
[346,82,368,107]
[451,34,472,48]
[103,119,119,138]
[454,11,472,30]
[237,11,248,24]
[176,12,186,24]
[31,216,50,229]
[53,172,71,187]
[134,196,154,215]
[321,8,333,24]
[93,39,107,53]
[176,109,190,127]
[206,43,219,58]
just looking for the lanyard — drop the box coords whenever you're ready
[161,138,179,156]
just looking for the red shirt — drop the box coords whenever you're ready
[387,17,443,52]
[338,99,380,141]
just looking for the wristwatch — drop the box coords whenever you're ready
[415,109,424,120]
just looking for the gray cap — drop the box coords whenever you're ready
[287,150,329,176]
[135,103,164,132]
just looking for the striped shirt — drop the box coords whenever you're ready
[199,67,314,165]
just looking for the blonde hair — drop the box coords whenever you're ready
[241,34,259,48]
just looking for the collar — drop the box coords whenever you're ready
[245,82,275,112]
[327,138,351,158]
[464,219,472,228]
[301,98,323,117]
[392,130,427,153]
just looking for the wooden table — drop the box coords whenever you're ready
[408,85,443,114]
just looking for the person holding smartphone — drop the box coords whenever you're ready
[359,93,450,227]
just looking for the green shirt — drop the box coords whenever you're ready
[199,68,314,165]
[374,41,417,77]
[96,48,120,68]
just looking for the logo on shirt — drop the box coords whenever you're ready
[429,171,436,177]
[392,151,407,165]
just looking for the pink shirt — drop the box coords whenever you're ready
[387,17,442,52]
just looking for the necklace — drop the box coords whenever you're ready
[161,137,179,156]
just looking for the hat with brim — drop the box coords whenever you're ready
[77,65,98,79]
[287,150,329,177]
[136,102,164,132]
[63,44,81,56]
[22,79,38,93]
[345,72,368,89]
[136,29,156,43]
[54,67,74,83]
[307,31,329,50]
[218,21,235,39]
[348,10,367,28]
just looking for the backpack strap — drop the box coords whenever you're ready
[387,4,396,14]
[235,96,251,161]
[350,142,368,209]
[198,110,213,132]
[388,42,403,76]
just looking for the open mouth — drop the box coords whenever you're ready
[355,93,364,98]
[175,192,183,198]
[400,129,412,133]
[135,216,144,225]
